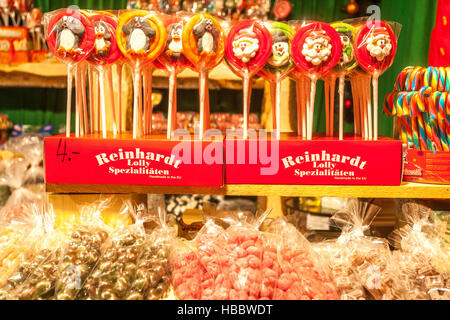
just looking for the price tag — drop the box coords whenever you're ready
[306,214,330,231]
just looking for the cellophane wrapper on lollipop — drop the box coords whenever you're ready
[0,134,45,220]
[313,200,391,300]
[79,201,147,300]
[126,205,175,300]
[0,205,67,300]
[265,218,339,300]
[53,200,112,300]
[386,202,450,300]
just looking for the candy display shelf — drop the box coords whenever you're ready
[46,182,450,199]
[0,61,265,90]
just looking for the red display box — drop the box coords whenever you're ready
[403,149,450,185]
[224,134,403,186]
[45,134,224,187]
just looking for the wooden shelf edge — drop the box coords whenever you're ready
[46,182,450,199]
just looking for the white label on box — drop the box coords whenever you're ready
[306,214,330,231]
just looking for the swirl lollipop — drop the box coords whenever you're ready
[292,21,342,140]
[257,22,294,140]
[354,21,398,140]
[46,8,96,138]
[330,22,358,140]
[182,13,225,138]
[225,20,271,139]
[157,16,194,139]
[87,12,122,139]
[117,10,166,139]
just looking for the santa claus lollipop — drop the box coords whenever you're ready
[182,13,225,138]
[330,22,358,140]
[225,20,272,139]
[87,12,122,139]
[354,21,398,140]
[291,22,342,140]
[257,22,294,140]
[117,10,166,139]
[46,8,95,138]
[157,16,194,139]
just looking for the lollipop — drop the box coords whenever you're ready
[157,16,194,139]
[354,20,398,140]
[117,10,166,139]
[182,13,225,138]
[330,22,358,140]
[257,22,294,139]
[46,8,96,137]
[87,12,122,139]
[225,20,271,139]
[291,21,342,140]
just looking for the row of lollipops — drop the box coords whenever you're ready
[44,9,400,141]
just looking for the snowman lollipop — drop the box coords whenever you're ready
[225,20,271,139]
[354,21,398,140]
[157,16,194,139]
[46,8,95,137]
[291,22,342,140]
[117,10,166,139]
[182,13,225,138]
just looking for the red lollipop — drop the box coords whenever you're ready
[157,16,194,139]
[87,13,122,139]
[46,9,95,138]
[225,20,272,139]
[291,22,342,140]
[354,21,398,140]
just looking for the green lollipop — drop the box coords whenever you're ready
[258,22,295,139]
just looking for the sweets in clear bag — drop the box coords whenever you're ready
[354,20,399,140]
[291,21,342,140]
[257,22,294,139]
[182,13,225,138]
[225,19,271,139]
[45,8,96,138]
[117,10,167,138]
[87,11,122,138]
[157,15,194,139]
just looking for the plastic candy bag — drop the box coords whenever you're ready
[79,201,146,300]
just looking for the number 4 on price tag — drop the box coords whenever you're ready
[56,139,80,163]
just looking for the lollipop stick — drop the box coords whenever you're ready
[80,64,88,134]
[330,75,336,136]
[308,76,317,140]
[97,72,101,133]
[117,63,123,134]
[295,77,302,136]
[199,70,208,138]
[302,76,309,139]
[324,77,330,136]
[350,77,360,136]
[143,68,149,136]
[167,69,177,139]
[99,67,107,139]
[147,66,153,136]
[66,65,73,138]
[107,66,117,137]
[75,65,81,137]
[133,64,141,139]
[338,75,345,140]
[366,76,373,140]
[269,80,276,133]
[372,71,380,140]
[275,74,282,140]
[88,66,95,134]
[243,70,250,139]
